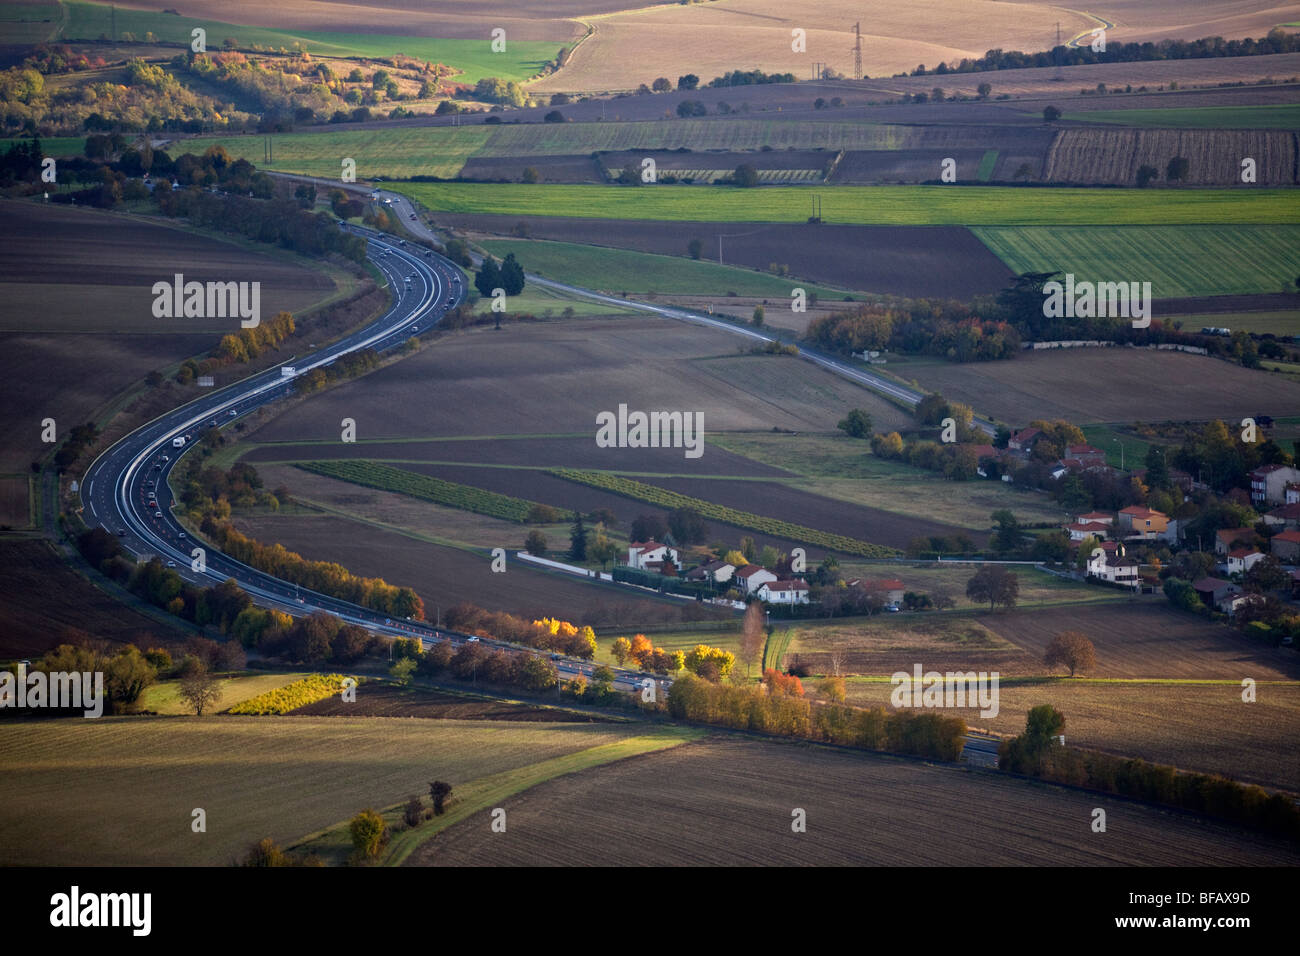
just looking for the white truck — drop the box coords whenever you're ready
[171,436,186,448]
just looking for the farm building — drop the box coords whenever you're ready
[1192,577,1237,609]
[1067,520,1112,542]
[846,578,906,604]
[1008,427,1041,452]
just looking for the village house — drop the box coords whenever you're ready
[626,540,680,573]
[1008,427,1041,453]
[1263,502,1300,530]
[1065,444,1108,467]
[733,564,778,595]
[1075,511,1114,526]
[1086,549,1139,587]
[1066,520,1112,542]
[1117,505,1174,541]
[1215,527,1255,555]
[1250,464,1300,507]
[846,578,906,605]
[685,559,736,585]
[758,579,811,605]
[1270,530,1300,563]
[1287,482,1300,505]
[1226,547,1265,576]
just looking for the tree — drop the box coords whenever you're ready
[1244,555,1289,594]
[837,408,874,439]
[630,513,666,542]
[668,507,708,545]
[1166,156,1189,182]
[966,565,1019,611]
[524,529,547,556]
[739,602,765,678]
[104,646,157,708]
[990,509,1025,553]
[349,808,388,859]
[499,252,525,295]
[652,76,673,92]
[677,73,699,90]
[751,305,764,326]
[977,82,992,98]
[1136,164,1159,187]
[428,781,453,815]
[1025,703,1065,742]
[1044,631,1096,677]
[1042,105,1061,122]
[474,256,501,300]
[732,163,759,187]
[611,637,632,666]
[590,526,620,570]
[178,659,221,715]
[568,511,587,560]
[390,657,416,685]
[521,166,539,183]
[543,109,564,123]
[404,795,424,827]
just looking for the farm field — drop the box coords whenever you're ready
[449,215,1010,299]
[240,316,904,441]
[842,680,1300,793]
[409,736,1300,866]
[231,512,727,626]
[62,2,564,82]
[182,127,494,182]
[972,225,1300,298]
[1043,129,1299,186]
[0,475,31,528]
[0,200,337,474]
[290,683,612,722]
[478,239,851,298]
[901,348,1300,425]
[771,603,1300,681]
[398,182,1300,226]
[139,671,312,715]
[0,1,59,44]
[1165,309,1300,336]
[1060,103,1300,130]
[0,540,191,659]
[0,716,647,865]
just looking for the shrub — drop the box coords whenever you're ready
[349,808,388,859]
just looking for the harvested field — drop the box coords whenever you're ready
[980,603,1300,681]
[290,683,610,722]
[973,224,1300,298]
[409,736,1300,866]
[635,475,983,551]
[460,153,605,183]
[842,680,1300,794]
[1045,128,1298,185]
[902,348,1300,425]
[0,539,190,659]
[243,317,905,440]
[444,215,1009,299]
[0,201,335,472]
[231,512,727,626]
[0,716,641,865]
[0,474,31,528]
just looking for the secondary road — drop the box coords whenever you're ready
[77,225,651,693]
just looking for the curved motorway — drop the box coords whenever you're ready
[78,227,644,691]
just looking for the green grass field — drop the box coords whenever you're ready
[1064,103,1300,129]
[972,225,1300,297]
[62,1,560,84]
[139,671,311,715]
[396,183,1300,226]
[0,1,60,44]
[1163,310,1300,337]
[479,239,852,297]
[181,127,492,180]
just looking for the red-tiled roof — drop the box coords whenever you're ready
[1272,530,1300,544]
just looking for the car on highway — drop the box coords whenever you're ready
[228,409,237,417]
[116,529,126,537]
[466,636,480,643]
[409,214,416,220]
[166,560,176,568]
[153,511,162,519]
[178,532,186,539]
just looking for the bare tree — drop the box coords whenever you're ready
[178,659,222,715]
[738,602,765,678]
[828,646,847,678]
[1044,631,1097,677]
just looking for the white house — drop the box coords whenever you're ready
[627,540,680,572]
[758,579,811,605]
[1226,548,1266,576]
[1086,549,1139,588]
[685,559,736,584]
[1250,465,1300,507]
[1066,520,1111,542]
[733,565,778,595]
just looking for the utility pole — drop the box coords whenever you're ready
[1055,23,1064,81]
[852,21,862,81]
[717,234,722,266]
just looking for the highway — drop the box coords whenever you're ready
[78,225,652,693]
